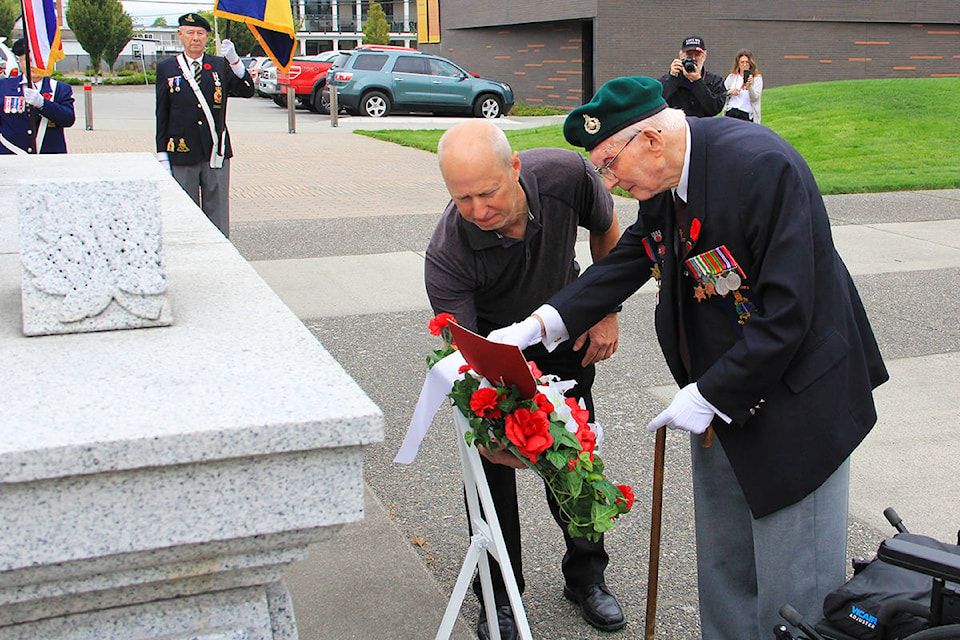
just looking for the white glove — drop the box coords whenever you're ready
[23,87,43,108]
[487,316,543,350]
[220,39,240,64]
[646,382,715,434]
[157,152,172,174]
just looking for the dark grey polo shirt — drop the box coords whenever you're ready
[425,147,615,337]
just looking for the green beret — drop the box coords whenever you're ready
[178,12,212,31]
[564,76,667,151]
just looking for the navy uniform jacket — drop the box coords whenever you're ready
[0,75,75,154]
[549,116,888,518]
[155,53,255,166]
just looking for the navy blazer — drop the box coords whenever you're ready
[155,53,255,165]
[549,116,888,517]
[0,75,75,154]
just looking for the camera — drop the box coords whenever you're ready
[682,57,698,73]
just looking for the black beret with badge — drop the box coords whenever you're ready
[563,76,667,150]
[178,12,212,31]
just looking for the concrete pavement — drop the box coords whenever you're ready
[63,85,960,640]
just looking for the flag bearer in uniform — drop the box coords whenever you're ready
[0,38,74,155]
[155,12,255,238]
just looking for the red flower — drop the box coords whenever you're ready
[689,218,701,242]
[576,424,596,460]
[615,485,635,511]
[458,364,472,374]
[568,458,577,471]
[504,407,553,464]
[528,361,543,379]
[470,388,501,419]
[203,63,212,70]
[428,313,456,336]
[533,392,554,416]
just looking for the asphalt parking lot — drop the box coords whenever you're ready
[65,85,960,640]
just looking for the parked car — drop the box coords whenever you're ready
[0,38,19,78]
[274,50,339,112]
[256,59,277,97]
[245,56,269,85]
[323,46,514,118]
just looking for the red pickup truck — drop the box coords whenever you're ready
[275,50,339,112]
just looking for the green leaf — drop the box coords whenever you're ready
[545,449,568,470]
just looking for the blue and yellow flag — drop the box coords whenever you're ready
[214,0,297,72]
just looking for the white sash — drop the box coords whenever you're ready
[35,78,54,151]
[0,134,27,155]
[177,54,225,169]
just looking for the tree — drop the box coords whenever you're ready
[102,10,134,73]
[362,2,390,45]
[199,11,257,58]
[151,17,167,27]
[0,0,18,44]
[67,0,127,76]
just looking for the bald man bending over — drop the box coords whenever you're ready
[424,120,625,640]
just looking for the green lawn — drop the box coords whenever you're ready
[356,78,960,195]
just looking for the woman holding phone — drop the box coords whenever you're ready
[723,49,763,122]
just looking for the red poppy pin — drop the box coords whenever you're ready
[203,63,212,70]
[689,218,701,242]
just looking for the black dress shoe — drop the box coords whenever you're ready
[563,583,627,631]
[476,604,518,640]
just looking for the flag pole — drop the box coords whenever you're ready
[19,0,39,153]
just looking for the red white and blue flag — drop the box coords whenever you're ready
[21,0,65,75]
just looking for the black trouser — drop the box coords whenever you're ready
[725,107,752,121]
[468,343,609,607]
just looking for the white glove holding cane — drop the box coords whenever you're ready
[646,382,716,434]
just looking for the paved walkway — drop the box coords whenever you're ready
[65,86,960,640]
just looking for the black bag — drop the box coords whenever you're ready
[821,533,960,640]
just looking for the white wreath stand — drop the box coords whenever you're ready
[434,409,534,640]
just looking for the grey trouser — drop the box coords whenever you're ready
[691,436,849,640]
[172,158,231,238]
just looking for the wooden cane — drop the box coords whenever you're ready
[644,425,667,640]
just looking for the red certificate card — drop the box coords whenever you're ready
[447,322,538,399]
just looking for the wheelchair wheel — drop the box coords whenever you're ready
[903,624,960,639]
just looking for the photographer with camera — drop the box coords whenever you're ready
[658,35,725,117]
[723,49,763,122]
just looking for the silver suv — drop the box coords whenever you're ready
[325,46,514,118]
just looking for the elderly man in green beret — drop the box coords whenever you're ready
[488,76,888,640]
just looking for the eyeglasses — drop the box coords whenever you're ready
[595,130,640,181]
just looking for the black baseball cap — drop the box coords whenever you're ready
[682,36,706,52]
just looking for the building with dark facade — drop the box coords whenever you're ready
[414,1,960,110]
